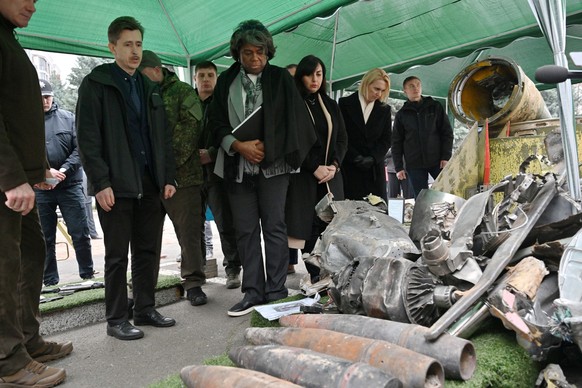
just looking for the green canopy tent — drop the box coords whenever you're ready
[259,0,582,97]
[19,0,582,99]
[16,0,582,194]
[20,0,357,79]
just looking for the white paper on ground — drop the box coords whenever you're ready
[255,294,321,321]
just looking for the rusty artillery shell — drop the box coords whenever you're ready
[245,327,444,388]
[180,365,301,388]
[279,314,476,380]
[229,344,402,388]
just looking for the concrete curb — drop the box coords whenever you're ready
[40,286,182,336]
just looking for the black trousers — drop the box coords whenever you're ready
[97,175,165,325]
[227,173,289,303]
[201,169,241,275]
[408,166,442,198]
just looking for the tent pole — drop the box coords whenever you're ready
[182,60,192,86]
[528,0,581,201]
[328,9,340,96]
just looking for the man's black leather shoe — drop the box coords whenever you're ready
[133,310,176,327]
[107,321,144,340]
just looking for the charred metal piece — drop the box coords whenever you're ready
[310,200,419,277]
[330,257,410,319]
[518,154,552,175]
[229,344,402,388]
[526,212,582,246]
[416,184,514,285]
[552,228,582,353]
[361,258,416,322]
[489,272,562,361]
[421,230,461,276]
[559,228,582,302]
[535,364,576,388]
[403,264,444,326]
[245,327,445,388]
[280,314,476,380]
[447,300,492,339]
[426,173,558,341]
[552,299,582,354]
[330,257,373,315]
[439,188,491,263]
[433,285,459,309]
[330,257,443,326]
[409,189,466,244]
[508,174,540,204]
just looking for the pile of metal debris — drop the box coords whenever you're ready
[327,168,581,348]
[181,166,582,387]
[178,55,582,387]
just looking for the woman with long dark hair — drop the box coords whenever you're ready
[286,55,347,283]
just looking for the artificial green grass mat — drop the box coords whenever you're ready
[204,354,235,367]
[148,374,184,388]
[446,324,540,387]
[39,274,181,314]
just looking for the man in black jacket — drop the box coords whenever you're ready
[0,1,71,386]
[76,16,176,341]
[392,76,454,198]
[36,81,94,287]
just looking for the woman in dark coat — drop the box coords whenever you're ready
[286,55,347,282]
[339,68,392,201]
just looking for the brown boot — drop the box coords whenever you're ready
[29,341,73,363]
[0,360,66,387]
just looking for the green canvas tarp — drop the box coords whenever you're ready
[17,0,582,97]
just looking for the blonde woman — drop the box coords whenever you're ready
[339,68,392,201]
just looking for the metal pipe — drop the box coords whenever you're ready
[229,344,402,388]
[425,174,558,341]
[245,327,444,388]
[280,314,476,380]
[446,301,492,339]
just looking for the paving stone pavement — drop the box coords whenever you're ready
[45,213,308,387]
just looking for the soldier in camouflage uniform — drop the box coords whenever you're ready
[139,50,207,306]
